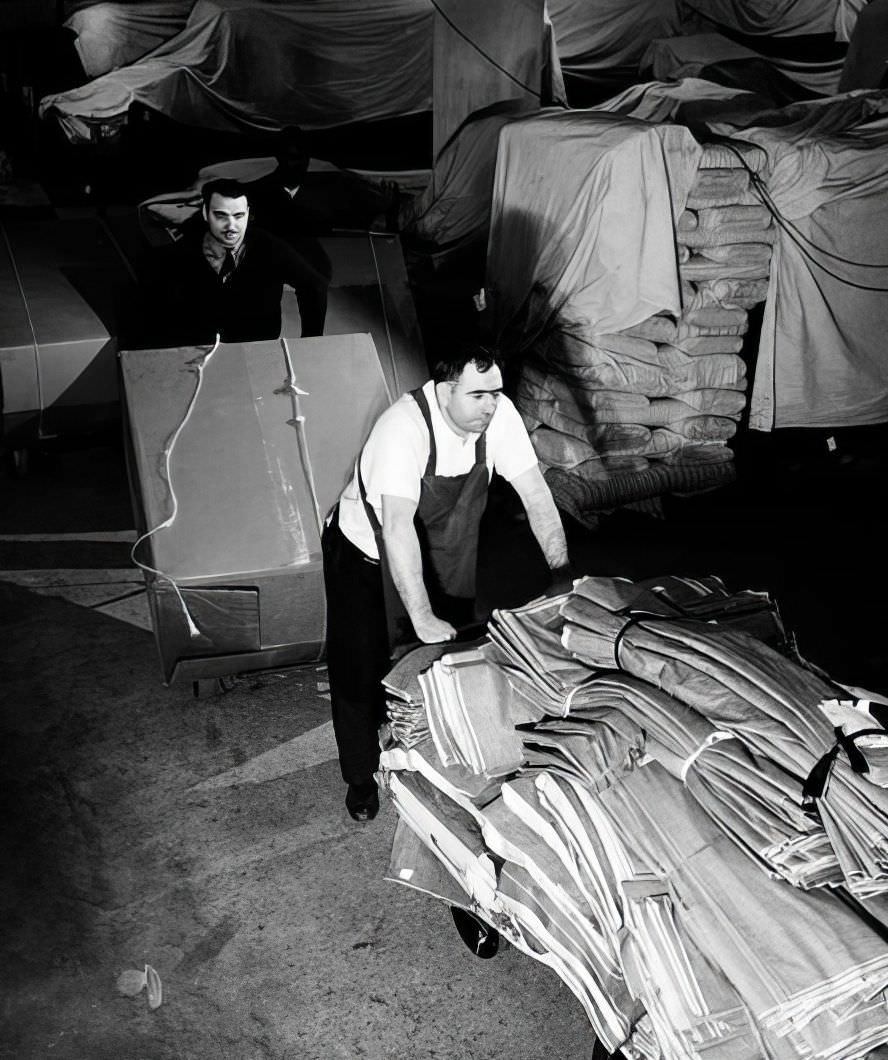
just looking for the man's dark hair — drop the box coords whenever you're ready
[201,178,251,209]
[432,344,502,384]
[274,126,312,180]
[278,125,310,152]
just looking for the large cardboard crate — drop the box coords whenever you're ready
[120,333,391,685]
[0,217,127,442]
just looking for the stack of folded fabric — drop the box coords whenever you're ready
[518,141,774,525]
[381,642,455,750]
[380,575,888,1058]
[418,643,528,779]
[560,580,888,898]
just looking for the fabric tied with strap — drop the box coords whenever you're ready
[611,610,702,670]
[803,726,888,811]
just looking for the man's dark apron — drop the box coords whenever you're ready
[359,386,489,653]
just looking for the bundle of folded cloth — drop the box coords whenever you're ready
[518,141,774,524]
[380,573,888,1059]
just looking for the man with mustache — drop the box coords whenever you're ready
[145,177,329,346]
[322,345,572,823]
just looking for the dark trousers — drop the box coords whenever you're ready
[321,514,391,785]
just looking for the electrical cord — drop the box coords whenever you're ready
[719,140,888,292]
[277,336,327,661]
[2,223,47,440]
[277,336,324,538]
[367,233,399,400]
[130,335,221,638]
[427,0,539,99]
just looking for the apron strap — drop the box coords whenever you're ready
[411,386,437,476]
[357,459,412,652]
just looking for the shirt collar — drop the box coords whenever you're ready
[202,232,245,269]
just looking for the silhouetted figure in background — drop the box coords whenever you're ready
[246,126,402,239]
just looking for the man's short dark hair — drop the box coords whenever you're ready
[433,344,502,384]
[201,178,250,209]
[278,125,310,152]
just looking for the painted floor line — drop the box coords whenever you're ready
[0,530,137,542]
[190,721,338,791]
[1,568,152,631]
[1,569,142,587]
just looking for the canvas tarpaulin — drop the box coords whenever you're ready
[839,0,888,88]
[40,0,434,143]
[706,91,888,429]
[400,102,535,248]
[546,0,684,91]
[485,110,703,350]
[594,79,888,430]
[380,580,888,1057]
[683,0,865,40]
[677,0,867,96]
[64,2,196,79]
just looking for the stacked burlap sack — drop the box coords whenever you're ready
[517,142,773,524]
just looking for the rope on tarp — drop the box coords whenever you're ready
[719,140,888,291]
[130,335,221,638]
[2,222,47,439]
[278,335,326,661]
[367,232,400,401]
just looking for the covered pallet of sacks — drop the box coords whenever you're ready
[488,123,774,524]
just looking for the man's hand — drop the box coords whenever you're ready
[510,465,571,572]
[382,495,458,645]
[412,613,457,644]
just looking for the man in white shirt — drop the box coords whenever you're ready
[322,345,571,821]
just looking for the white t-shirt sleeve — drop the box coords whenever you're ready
[489,395,540,482]
[360,399,428,510]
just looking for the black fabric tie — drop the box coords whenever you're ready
[802,725,887,814]
[219,249,235,283]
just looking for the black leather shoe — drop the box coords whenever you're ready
[450,906,499,959]
[346,781,379,822]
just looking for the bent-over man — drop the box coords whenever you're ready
[322,345,571,822]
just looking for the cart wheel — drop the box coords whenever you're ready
[592,1040,626,1060]
[449,906,499,959]
[191,676,236,699]
[5,447,30,478]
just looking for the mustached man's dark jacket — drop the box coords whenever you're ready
[134,227,330,348]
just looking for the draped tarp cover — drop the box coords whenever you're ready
[545,0,865,95]
[64,1,196,78]
[486,110,703,348]
[840,0,888,88]
[402,103,544,248]
[682,0,861,39]
[40,0,434,142]
[546,0,684,89]
[707,91,888,429]
[594,79,888,430]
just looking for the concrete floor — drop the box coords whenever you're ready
[2,423,887,1059]
[0,445,601,1060]
[3,110,888,1059]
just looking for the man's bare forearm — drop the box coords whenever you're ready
[526,493,570,569]
[512,466,569,570]
[384,520,435,626]
[381,496,456,643]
